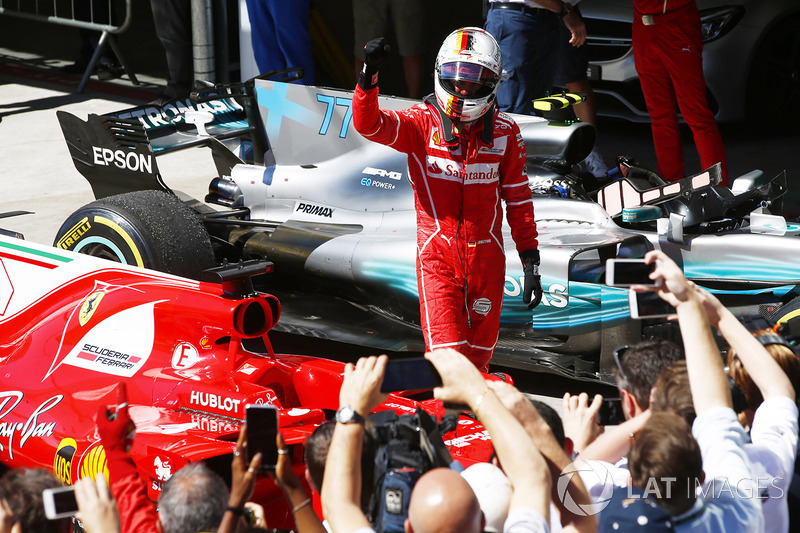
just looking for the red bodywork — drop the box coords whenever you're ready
[0,235,494,529]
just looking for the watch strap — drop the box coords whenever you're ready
[336,406,365,425]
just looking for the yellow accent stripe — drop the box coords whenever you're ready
[94,215,144,267]
[776,308,800,326]
[532,92,585,111]
[456,29,471,55]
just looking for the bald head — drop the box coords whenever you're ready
[405,468,484,533]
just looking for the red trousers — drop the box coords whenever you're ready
[633,3,727,185]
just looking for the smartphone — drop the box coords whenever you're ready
[245,404,279,472]
[596,397,625,426]
[605,259,657,287]
[628,290,675,319]
[380,357,442,393]
[42,485,79,520]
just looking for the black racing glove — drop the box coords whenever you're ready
[520,249,543,310]
[358,37,390,91]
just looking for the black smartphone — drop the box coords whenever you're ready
[380,357,442,393]
[245,404,279,472]
[605,259,657,287]
[628,290,675,319]
[42,485,79,519]
[596,397,625,426]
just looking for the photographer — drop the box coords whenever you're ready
[322,352,551,533]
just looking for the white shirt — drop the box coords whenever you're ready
[504,507,550,533]
[675,406,765,533]
[746,396,799,533]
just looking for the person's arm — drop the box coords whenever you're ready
[535,1,587,46]
[500,119,538,254]
[696,286,799,494]
[489,381,593,532]
[426,349,550,520]
[646,250,731,414]
[352,38,424,153]
[647,250,762,531]
[696,286,795,400]
[577,410,650,463]
[95,384,159,533]
[74,476,121,533]
[322,355,389,533]
[561,392,604,456]
[217,425,261,533]
[274,433,327,533]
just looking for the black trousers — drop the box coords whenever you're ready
[150,0,193,97]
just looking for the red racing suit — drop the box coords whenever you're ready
[106,448,159,533]
[632,0,727,185]
[353,84,538,371]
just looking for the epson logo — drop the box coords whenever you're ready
[92,146,153,173]
[296,202,334,218]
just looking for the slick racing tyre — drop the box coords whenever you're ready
[54,190,215,279]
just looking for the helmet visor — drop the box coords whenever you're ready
[438,62,498,99]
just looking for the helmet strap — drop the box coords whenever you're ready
[479,104,495,144]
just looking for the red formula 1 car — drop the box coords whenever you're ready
[0,226,493,529]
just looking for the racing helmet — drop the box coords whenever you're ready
[434,27,503,123]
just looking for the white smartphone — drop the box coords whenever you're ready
[606,258,658,287]
[628,290,675,319]
[42,485,79,520]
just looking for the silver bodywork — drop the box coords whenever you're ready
[58,79,800,382]
[580,0,800,123]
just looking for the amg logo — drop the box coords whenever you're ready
[92,146,153,173]
[296,202,334,217]
[362,167,402,180]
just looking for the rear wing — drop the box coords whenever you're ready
[57,93,253,200]
[57,111,170,200]
[103,69,305,159]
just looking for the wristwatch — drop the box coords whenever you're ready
[335,405,365,425]
[559,1,573,17]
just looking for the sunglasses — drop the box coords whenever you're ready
[613,345,631,384]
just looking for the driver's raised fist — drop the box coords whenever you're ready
[364,37,390,68]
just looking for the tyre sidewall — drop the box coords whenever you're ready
[55,208,156,268]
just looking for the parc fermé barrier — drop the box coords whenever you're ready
[0,0,221,92]
[0,0,137,92]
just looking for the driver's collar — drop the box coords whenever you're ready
[424,95,495,146]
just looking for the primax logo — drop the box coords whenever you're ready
[296,202,334,218]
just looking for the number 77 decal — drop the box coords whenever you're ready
[316,94,353,138]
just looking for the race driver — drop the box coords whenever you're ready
[352,27,543,371]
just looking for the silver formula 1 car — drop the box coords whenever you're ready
[54,71,799,382]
